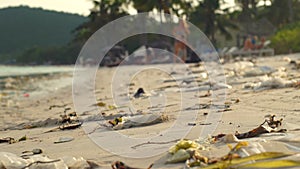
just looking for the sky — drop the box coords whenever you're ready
[0,0,94,16]
[0,0,270,16]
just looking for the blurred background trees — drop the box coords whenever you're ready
[73,0,300,56]
[1,0,300,64]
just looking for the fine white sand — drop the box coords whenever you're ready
[1,54,300,168]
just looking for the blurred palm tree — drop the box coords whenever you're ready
[130,0,192,49]
[234,0,260,22]
[131,0,192,19]
[74,0,129,42]
[190,0,238,45]
[255,0,299,28]
[267,0,294,27]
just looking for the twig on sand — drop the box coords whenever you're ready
[131,139,180,149]
[86,122,109,135]
[44,122,82,133]
[49,103,71,110]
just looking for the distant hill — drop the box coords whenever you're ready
[0,6,88,54]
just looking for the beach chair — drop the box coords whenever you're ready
[227,40,274,58]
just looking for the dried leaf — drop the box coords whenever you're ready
[18,135,27,142]
[95,102,106,107]
[108,105,117,110]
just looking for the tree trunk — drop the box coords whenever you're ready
[288,0,294,23]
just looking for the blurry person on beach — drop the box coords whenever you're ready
[244,35,253,50]
[251,35,258,47]
[172,20,190,63]
[244,35,266,50]
[256,36,266,49]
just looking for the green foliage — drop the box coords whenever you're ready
[271,22,300,54]
[0,42,83,65]
[4,0,300,65]
[234,0,260,22]
[0,6,87,55]
[73,0,129,42]
[131,0,192,16]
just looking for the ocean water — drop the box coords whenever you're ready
[0,65,74,77]
[0,65,74,98]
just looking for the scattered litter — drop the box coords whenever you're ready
[290,60,300,69]
[0,135,26,144]
[8,118,60,130]
[212,83,232,90]
[45,111,83,132]
[108,117,123,126]
[23,93,30,97]
[199,122,212,125]
[271,67,288,78]
[188,122,212,126]
[293,81,300,88]
[193,151,300,169]
[131,139,179,149]
[200,72,208,79]
[186,103,231,111]
[108,105,117,110]
[180,86,210,92]
[185,150,209,167]
[60,112,78,124]
[169,140,204,154]
[0,137,15,144]
[111,161,153,169]
[49,104,69,110]
[45,122,82,133]
[231,98,240,103]
[244,76,296,90]
[234,61,254,72]
[21,148,43,157]
[90,101,120,111]
[91,102,106,107]
[199,91,211,98]
[217,108,232,112]
[18,135,27,141]
[166,139,209,164]
[213,115,286,141]
[54,137,74,144]
[107,113,168,130]
[283,56,292,62]
[128,82,135,86]
[133,88,145,98]
[0,152,98,169]
[181,137,300,168]
[244,66,276,77]
[238,158,300,169]
[30,148,43,155]
[219,134,240,143]
[61,156,93,169]
[167,149,191,163]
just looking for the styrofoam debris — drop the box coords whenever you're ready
[234,61,254,71]
[243,66,276,77]
[0,152,95,169]
[220,134,240,143]
[244,76,296,90]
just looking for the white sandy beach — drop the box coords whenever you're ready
[0,54,300,168]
